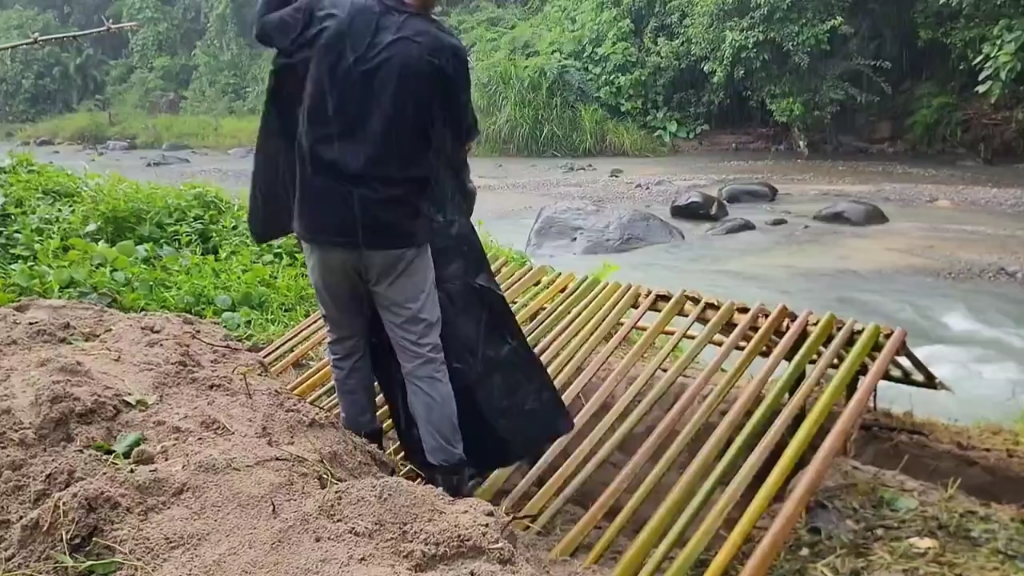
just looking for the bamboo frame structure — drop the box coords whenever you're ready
[261,253,936,576]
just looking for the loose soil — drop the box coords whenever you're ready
[2,299,1022,575]
[0,300,587,576]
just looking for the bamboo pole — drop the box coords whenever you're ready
[550,302,731,559]
[737,327,905,576]
[535,278,610,357]
[264,317,324,367]
[505,265,551,302]
[613,303,788,576]
[473,289,655,502]
[523,277,587,337]
[261,311,321,360]
[526,300,707,533]
[661,315,852,576]
[638,310,813,576]
[583,302,749,565]
[287,358,330,392]
[547,285,638,386]
[700,323,881,576]
[527,276,602,347]
[0,21,139,52]
[540,282,623,367]
[501,290,691,512]
[514,272,576,322]
[270,328,327,376]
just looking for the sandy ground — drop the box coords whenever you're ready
[2,300,1022,576]
[0,300,592,576]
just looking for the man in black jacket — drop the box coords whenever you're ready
[255,0,479,496]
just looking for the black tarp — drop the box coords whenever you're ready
[251,0,573,473]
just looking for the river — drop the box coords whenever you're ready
[4,143,1024,424]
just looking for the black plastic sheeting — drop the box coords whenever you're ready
[250,0,573,473]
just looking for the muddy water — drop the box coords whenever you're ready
[4,143,1024,424]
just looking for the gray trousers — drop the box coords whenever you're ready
[302,242,465,466]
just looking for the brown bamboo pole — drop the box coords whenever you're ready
[0,21,139,52]
[525,300,707,532]
[661,315,851,576]
[500,290,691,512]
[616,304,789,576]
[473,289,655,502]
[737,328,906,576]
[700,324,881,576]
[582,301,752,565]
[550,302,731,559]
[637,309,813,576]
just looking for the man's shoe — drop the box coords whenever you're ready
[424,462,481,498]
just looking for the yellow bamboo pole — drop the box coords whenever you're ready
[536,278,610,357]
[700,323,881,576]
[270,328,327,376]
[661,314,850,576]
[583,302,750,565]
[288,358,330,392]
[505,265,551,302]
[738,327,906,576]
[550,302,733,559]
[636,309,814,576]
[510,271,558,315]
[306,381,336,405]
[614,304,787,576]
[547,285,640,387]
[494,261,524,286]
[264,318,325,367]
[293,365,333,397]
[525,300,708,532]
[526,276,602,347]
[514,272,577,323]
[473,288,653,502]
[261,311,321,360]
[540,282,623,367]
[523,277,587,337]
[501,290,691,512]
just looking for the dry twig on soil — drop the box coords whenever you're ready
[0,20,139,53]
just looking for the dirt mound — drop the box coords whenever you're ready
[0,300,565,575]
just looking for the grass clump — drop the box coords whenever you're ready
[0,156,519,344]
[0,155,312,343]
[16,111,260,149]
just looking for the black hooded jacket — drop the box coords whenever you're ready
[249,0,572,473]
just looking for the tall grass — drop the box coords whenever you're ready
[17,111,260,149]
[471,57,662,157]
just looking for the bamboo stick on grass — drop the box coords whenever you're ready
[700,323,881,576]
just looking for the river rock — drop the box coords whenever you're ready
[718,182,779,203]
[609,167,624,178]
[145,154,191,167]
[813,200,889,226]
[764,217,789,226]
[559,161,596,173]
[33,137,54,146]
[526,201,683,256]
[102,140,135,152]
[706,217,756,236]
[669,190,728,221]
[228,147,254,158]
[161,142,190,152]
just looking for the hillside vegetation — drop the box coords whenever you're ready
[1,0,1022,156]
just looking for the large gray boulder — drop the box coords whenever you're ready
[813,200,889,226]
[526,201,684,255]
[718,181,779,203]
[670,190,729,221]
[706,217,756,236]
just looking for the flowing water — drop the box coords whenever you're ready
[480,183,1024,426]
[4,143,1024,424]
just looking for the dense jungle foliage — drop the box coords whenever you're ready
[0,0,1022,156]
